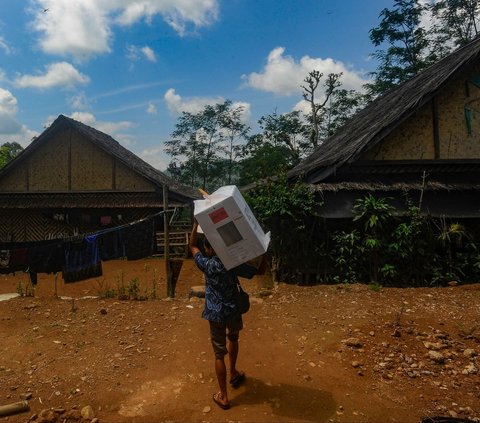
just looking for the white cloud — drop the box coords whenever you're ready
[242,47,369,97]
[147,102,157,114]
[69,111,134,137]
[141,46,157,62]
[138,146,170,171]
[126,44,157,62]
[164,88,251,122]
[31,0,112,62]
[0,88,38,146]
[111,0,219,36]
[14,62,90,90]
[0,36,12,54]
[30,0,218,61]
[69,92,89,110]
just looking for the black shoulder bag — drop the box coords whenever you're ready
[235,280,250,314]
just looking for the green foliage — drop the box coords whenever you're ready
[429,0,480,50]
[164,100,248,191]
[331,230,364,283]
[0,142,23,169]
[366,0,437,97]
[245,173,315,224]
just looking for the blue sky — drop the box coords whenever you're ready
[0,0,395,170]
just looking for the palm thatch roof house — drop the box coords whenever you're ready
[0,114,199,242]
[289,36,480,218]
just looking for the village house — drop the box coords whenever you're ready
[289,37,480,219]
[0,114,198,244]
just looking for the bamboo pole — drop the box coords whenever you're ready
[163,184,173,298]
[0,401,30,417]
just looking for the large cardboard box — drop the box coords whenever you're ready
[194,185,270,270]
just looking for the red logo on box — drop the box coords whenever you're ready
[209,207,229,224]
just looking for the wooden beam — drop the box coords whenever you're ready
[163,184,173,297]
[68,128,72,191]
[432,97,440,160]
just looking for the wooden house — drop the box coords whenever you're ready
[0,114,199,242]
[288,37,480,219]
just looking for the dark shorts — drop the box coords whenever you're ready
[209,319,243,358]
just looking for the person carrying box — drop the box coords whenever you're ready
[189,219,266,410]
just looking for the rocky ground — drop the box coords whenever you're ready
[0,258,479,423]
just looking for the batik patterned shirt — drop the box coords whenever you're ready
[193,252,240,323]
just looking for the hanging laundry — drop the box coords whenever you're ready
[28,242,65,274]
[123,219,154,260]
[63,234,102,283]
[99,228,125,261]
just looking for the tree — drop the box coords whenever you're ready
[317,88,367,140]
[219,104,249,184]
[0,142,23,169]
[366,0,436,97]
[164,101,247,191]
[237,134,293,186]
[301,70,342,147]
[258,110,310,163]
[429,0,480,52]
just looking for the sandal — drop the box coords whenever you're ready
[229,371,246,388]
[213,392,230,410]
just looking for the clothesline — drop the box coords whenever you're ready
[0,208,175,248]
[0,208,179,282]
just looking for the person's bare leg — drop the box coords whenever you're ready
[214,356,229,406]
[228,339,240,379]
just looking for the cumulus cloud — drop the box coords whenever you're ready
[126,44,157,62]
[242,47,369,97]
[69,111,134,136]
[31,0,112,62]
[0,88,38,145]
[164,88,251,122]
[30,0,218,61]
[14,62,90,90]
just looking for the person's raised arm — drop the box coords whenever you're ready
[189,220,200,256]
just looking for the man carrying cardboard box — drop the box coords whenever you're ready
[189,220,266,410]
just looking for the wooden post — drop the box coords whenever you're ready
[163,184,173,297]
[54,272,58,297]
[432,97,440,159]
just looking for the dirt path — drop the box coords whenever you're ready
[0,258,479,422]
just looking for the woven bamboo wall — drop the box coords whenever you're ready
[362,63,480,161]
[0,163,27,191]
[116,161,155,191]
[0,129,156,193]
[71,131,113,190]
[29,131,69,190]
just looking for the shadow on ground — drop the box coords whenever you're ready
[232,377,336,422]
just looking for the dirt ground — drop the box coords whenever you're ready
[0,257,479,423]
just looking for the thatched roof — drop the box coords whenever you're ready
[0,115,200,203]
[289,36,480,183]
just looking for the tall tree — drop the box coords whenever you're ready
[237,134,293,186]
[429,0,480,52]
[301,70,342,147]
[164,100,247,191]
[321,88,367,138]
[0,142,23,169]
[366,0,436,97]
[219,104,249,184]
[258,110,310,163]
